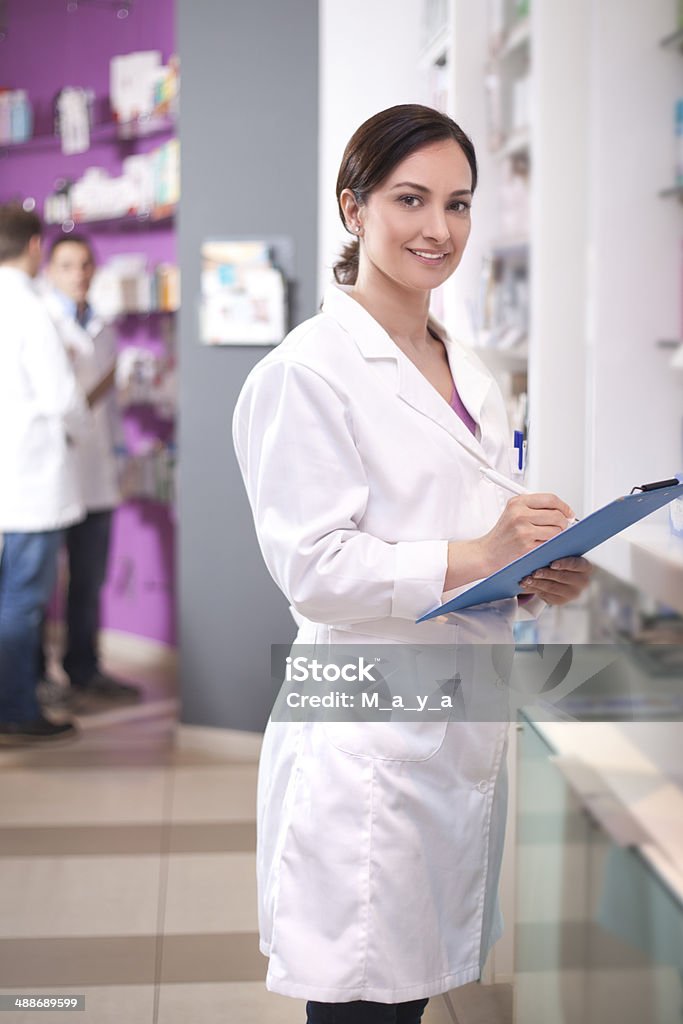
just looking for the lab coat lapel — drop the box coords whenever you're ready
[322,284,496,467]
[393,351,487,465]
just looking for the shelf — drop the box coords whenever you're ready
[0,115,175,156]
[498,17,531,59]
[495,126,531,161]
[469,342,528,371]
[659,27,683,52]
[658,185,683,201]
[48,206,176,231]
[656,340,683,369]
[418,24,450,70]
[491,238,530,260]
[629,522,683,616]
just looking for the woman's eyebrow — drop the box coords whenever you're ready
[389,181,472,197]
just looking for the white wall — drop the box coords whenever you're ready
[318,0,426,293]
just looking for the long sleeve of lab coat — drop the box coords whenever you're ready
[233,359,449,625]
[22,299,89,441]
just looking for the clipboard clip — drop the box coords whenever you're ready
[630,478,680,494]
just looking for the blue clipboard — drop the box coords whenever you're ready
[417,479,683,621]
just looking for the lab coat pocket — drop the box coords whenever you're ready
[319,629,459,762]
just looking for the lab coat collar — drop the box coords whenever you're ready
[0,266,35,290]
[321,283,398,358]
[321,283,494,466]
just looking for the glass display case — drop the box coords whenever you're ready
[515,716,683,1023]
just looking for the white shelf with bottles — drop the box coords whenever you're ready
[419,1,532,436]
[426,0,683,609]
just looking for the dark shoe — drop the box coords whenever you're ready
[37,676,71,709]
[71,672,142,703]
[0,714,78,746]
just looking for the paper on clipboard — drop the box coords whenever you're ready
[417,479,683,621]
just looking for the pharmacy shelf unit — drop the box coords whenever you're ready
[0,0,178,646]
[436,0,682,611]
[0,115,175,155]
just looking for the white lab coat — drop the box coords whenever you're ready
[233,283,539,1003]
[41,288,121,513]
[0,267,88,532]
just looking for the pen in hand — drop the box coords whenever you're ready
[479,467,580,525]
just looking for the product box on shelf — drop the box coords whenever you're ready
[110,50,162,123]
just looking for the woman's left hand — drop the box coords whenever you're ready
[518,556,593,606]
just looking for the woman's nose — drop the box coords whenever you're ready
[421,210,449,243]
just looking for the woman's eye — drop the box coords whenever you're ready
[450,201,471,213]
[398,195,421,207]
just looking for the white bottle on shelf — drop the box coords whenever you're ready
[10,90,32,143]
[0,91,11,143]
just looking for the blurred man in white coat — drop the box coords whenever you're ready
[41,234,140,707]
[0,205,88,744]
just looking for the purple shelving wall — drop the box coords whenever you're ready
[0,0,177,645]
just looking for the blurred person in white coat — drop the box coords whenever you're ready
[0,205,89,744]
[233,106,592,1023]
[40,234,140,706]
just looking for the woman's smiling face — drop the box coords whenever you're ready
[351,139,473,294]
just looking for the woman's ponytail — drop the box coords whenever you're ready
[332,238,359,285]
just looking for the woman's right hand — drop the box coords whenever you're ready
[479,493,575,575]
[443,492,575,592]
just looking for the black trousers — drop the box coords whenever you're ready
[305,998,429,1023]
[39,510,113,687]
[62,510,113,687]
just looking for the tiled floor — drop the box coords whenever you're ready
[0,635,511,1024]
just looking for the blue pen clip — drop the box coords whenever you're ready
[513,431,525,472]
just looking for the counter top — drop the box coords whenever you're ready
[526,717,683,907]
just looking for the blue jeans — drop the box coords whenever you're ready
[0,530,62,723]
[305,999,429,1023]
[62,510,113,687]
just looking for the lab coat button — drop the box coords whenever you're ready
[477,780,490,794]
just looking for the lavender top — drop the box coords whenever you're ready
[449,379,477,436]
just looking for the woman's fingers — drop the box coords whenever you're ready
[548,556,593,573]
[519,492,575,520]
[519,560,593,605]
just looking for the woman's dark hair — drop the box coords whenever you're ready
[333,104,478,285]
[0,202,42,264]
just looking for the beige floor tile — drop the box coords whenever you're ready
[0,936,158,988]
[446,982,512,1024]
[170,764,258,822]
[0,715,177,770]
[163,853,258,934]
[0,821,255,857]
[0,823,167,857]
[0,986,155,1024]
[0,768,170,826]
[173,724,262,765]
[422,994,454,1022]
[158,932,265,983]
[0,856,161,938]
[157,981,304,1023]
[167,821,257,854]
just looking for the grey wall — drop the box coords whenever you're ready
[177,0,319,731]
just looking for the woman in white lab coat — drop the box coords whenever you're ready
[233,105,592,1024]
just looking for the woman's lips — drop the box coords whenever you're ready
[407,249,449,266]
